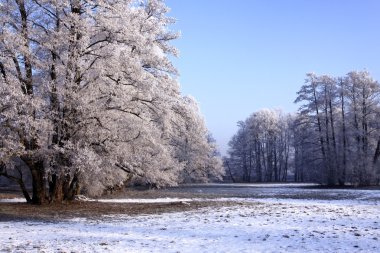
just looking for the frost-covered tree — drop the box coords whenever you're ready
[344,71,380,185]
[225,109,293,182]
[294,71,380,186]
[0,0,223,204]
[225,71,380,186]
[171,96,224,183]
[294,73,338,185]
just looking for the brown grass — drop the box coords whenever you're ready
[0,190,236,221]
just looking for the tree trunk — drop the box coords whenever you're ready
[339,79,347,186]
[49,174,64,202]
[282,141,289,182]
[0,164,32,203]
[311,81,328,184]
[48,172,81,203]
[328,85,338,185]
[255,140,262,182]
[323,84,334,186]
[225,160,236,183]
[28,160,47,205]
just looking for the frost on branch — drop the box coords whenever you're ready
[0,0,223,203]
[171,96,224,183]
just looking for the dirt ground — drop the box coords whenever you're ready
[0,188,235,221]
[2,183,379,222]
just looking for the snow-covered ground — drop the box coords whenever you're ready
[1,193,380,253]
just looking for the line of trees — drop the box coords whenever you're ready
[225,71,380,186]
[224,109,292,183]
[294,71,380,186]
[0,0,223,204]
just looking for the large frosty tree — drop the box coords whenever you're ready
[0,0,224,204]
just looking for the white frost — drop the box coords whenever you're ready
[0,198,26,203]
[1,197,379,252]
[98,197,193,203]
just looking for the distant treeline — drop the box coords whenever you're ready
[224,71,380,186]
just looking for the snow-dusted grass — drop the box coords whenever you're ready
[0,198,26,203]
[1,194,379,253]
[182,182,321,188]
[98,198,194,204]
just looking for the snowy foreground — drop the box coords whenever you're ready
[1,189,380,252]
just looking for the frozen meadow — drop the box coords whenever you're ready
[1,185,379,253]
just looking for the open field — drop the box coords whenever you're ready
[0,184,379,252]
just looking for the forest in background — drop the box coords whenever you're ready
[225,71,380,186]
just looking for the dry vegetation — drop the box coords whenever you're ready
[0,189,235,221]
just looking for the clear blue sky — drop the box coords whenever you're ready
[165,0,380,155]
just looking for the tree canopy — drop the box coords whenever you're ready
[0,0,224,204]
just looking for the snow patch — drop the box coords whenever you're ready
[0,198,26,203]
[1,199,379,252]
[98,197,193,203]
